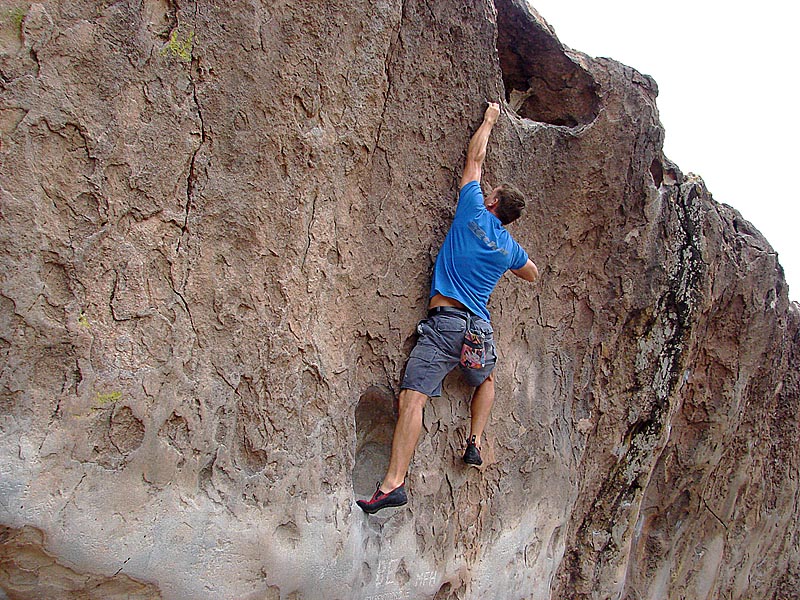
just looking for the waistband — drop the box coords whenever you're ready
[427,306,471,319]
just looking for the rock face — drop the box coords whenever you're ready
[0,1,798,598]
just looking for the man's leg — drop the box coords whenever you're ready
[381,388,428,491]
[468,371,495,448]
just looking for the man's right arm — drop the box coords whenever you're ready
[460,102,501,189]
[511,259,539,282]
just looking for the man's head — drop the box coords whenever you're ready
[486,184,526,225]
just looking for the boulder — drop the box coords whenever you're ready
[0,1,797,598]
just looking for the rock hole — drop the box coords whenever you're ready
[143,0,176,39]
[361,561,371,583]
[494,0,600,127]
[264,585,281,600]
[395,559,411,586]
[159,412,190,449]
[234,378,269,474]
[108,406,145,456]
[199,458,214,489]
[434,582,452,599]
[650,158,664,188]
[274,521,301,549]
[41,257,71,306]
[87,404,146,469]
[352,386,396,498]
[214,405,229,444]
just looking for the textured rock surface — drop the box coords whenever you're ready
[0,1,798,599]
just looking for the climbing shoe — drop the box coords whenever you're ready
[356,482,408,514]
[463,435,482,466]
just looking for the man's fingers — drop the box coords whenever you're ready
[484,102,501,122]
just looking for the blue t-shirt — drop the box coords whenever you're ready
[430,181,529,322]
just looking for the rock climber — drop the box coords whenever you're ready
[357,101,539,514]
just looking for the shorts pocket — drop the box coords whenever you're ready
[485,340,497,366]
[408,341,438,362]
[434,315,466,333]
[472,319,493,337]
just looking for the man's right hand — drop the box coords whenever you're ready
[460,101,502,188]
[484,102,500,125]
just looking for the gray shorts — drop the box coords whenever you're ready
[400,311,497,397]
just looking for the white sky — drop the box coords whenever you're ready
[531,0,799,301]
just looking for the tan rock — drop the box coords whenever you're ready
[0,0,797,599]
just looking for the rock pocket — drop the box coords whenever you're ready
[494,0,601,127]
[352,385,397,499]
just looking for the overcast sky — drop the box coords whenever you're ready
[531,0,799,301]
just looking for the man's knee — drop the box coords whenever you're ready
[398,389,428,413]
